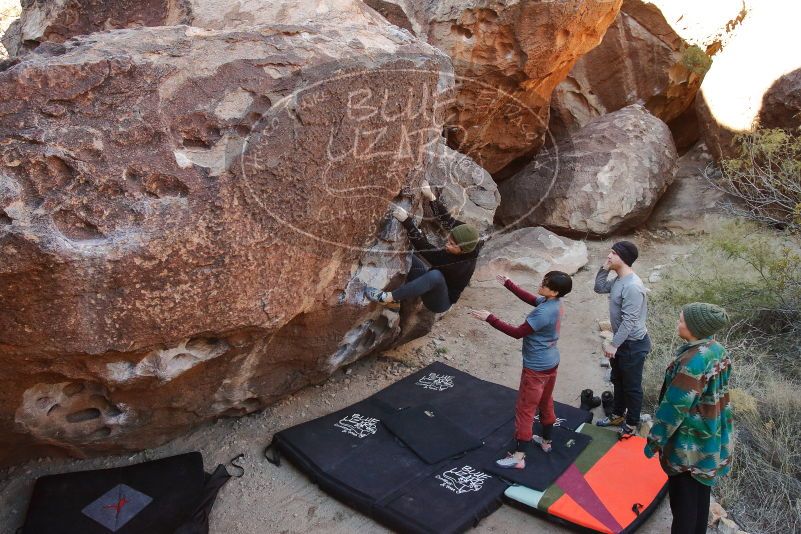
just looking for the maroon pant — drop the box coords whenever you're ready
[514,366,558,442]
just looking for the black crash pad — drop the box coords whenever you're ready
[485,425,593,490]
[270,362,593,534]
[381,404,484,464]
[20,452,231,534]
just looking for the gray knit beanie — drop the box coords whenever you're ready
[682,302,729,339]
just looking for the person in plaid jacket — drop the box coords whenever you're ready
[645,302,732,534]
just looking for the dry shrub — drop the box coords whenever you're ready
[645,222,801,533]
[720,375,801,534]
[707,128,801,231]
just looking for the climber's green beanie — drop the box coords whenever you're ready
[450,224,479,253]
[682,302,729,339]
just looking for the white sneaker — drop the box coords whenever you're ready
[495,453,525,469]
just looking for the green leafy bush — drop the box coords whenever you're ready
[680,44,712,76]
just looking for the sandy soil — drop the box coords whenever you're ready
[0,232,698,534]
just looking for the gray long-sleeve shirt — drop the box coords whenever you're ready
[594,267,648,347]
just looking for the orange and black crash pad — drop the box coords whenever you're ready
[505,424,668,534]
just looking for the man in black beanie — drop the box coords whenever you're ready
[593,240,651,437]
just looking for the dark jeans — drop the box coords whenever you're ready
[668,472,711,534]
[610,334,651,426]
[391,256,452,313]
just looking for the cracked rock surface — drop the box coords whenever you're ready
[365,0,623,175]
[0,12,452,465]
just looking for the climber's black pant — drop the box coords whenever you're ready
[391,256,451,313]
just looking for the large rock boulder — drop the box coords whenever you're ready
[471,227,588,288]
[0,19,451,464]
[696,2,801,160]
[759,68,801,132]
[364,0,623,175]
[0,2,20,59]
[2,0,387,56]
[496,104,678,236]
[647,143,726,234]
[423,140,499,235]
[549,0,712,149]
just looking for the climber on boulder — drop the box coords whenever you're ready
[364,180,481,313]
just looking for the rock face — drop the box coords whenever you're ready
[0,19,451,464]
[365,0,623,175]
[4,0,185,56]
[696,1,801,160]
[423,140,499,235]
[2,0,387,56]
[549,0,710,149]
[759,68,801,132]
[647,143,726,234]
[471,227,588,288]
[0,1,20,59]
[496,104,678,236]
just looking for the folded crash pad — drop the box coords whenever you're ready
[504,424,668,534]
[20,452,232,534]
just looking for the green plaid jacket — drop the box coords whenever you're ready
[644,338,733,486]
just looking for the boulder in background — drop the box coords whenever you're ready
[471,227,588,288]
[496,104,678,236]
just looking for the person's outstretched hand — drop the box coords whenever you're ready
[393,206,409,222]
[420,179,436,201]
[470,309,491,321]
[495,274,509,286]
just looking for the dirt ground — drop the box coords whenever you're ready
[0,232,698,534]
